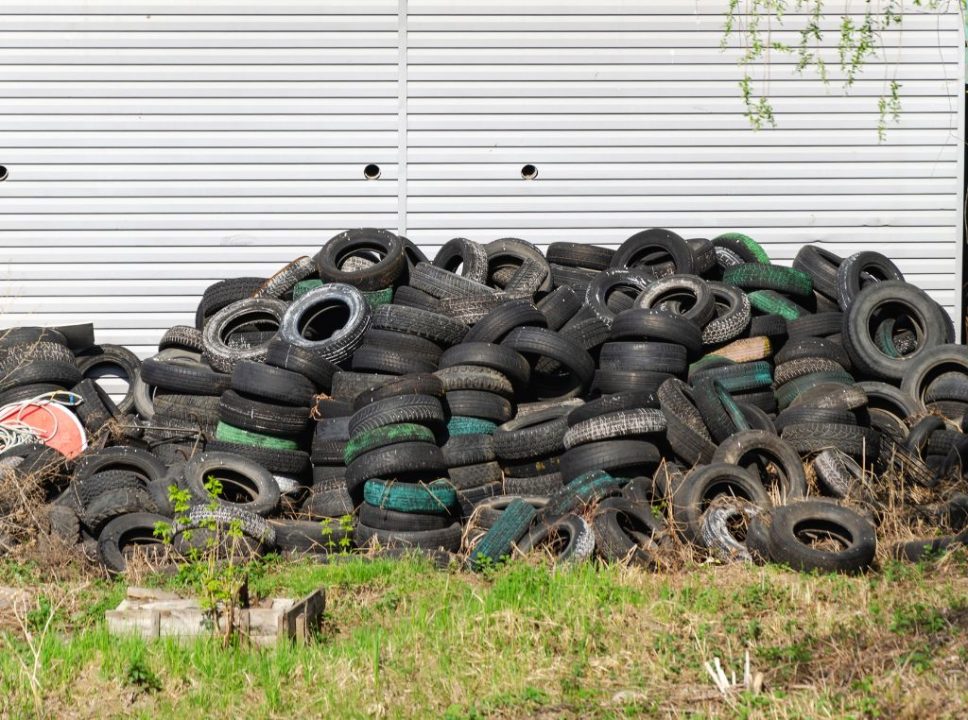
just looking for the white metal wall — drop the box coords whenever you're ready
[0,0,964,354]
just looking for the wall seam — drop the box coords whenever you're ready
[397,0,408,236]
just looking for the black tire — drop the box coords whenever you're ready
[371,304,468,347]
[584,269,654,326]
[658,378,716,465]
[139,351,230,397]
[173,504,275,557]
[277,284,370,365]
[701,282,752,345]
[270,518,352,553]
[315,228,406,291]
[776,336,852,370]
[503,473,563,495]
[445,390,513,423]
[434,366,513,397]
[217,389,309,437]
[72,377,121,431]
[351,346,438,375]
[352,373,444,411]
[767,501,876,574]
[410,261,496,300]
[182,451,281,516]
[594,369,674,395]
[502,326,594,400]
[264,338,339,391]
[392,285,441,312]
[159,325,205,353]
[559,440,660,482]
[516,514,595,562]
[0,326,68,349]
[75,344,141,414]
[463,300,549,345]
[563,408,666,449]
[550,263,597,293]
[447,461,503,490]
[230,360,316,407]
[301,486,354,519]
[634,274,716,327]
[439,342,530,388]
[74,446,167,485]
[566,391,659,426]
[672,463,770,545]
[204,439,309,476]
[358,503,454,532]
[598,342,688,374]
[354,521,462,552]
[0,359,82,394]
[254,256,317,299]
[360,329,444,361]
[484,237,554,292]
[901,345,968,410]
[345,442,447,498]
[711,430,808,499]
[195,277,264,330]
[442,433,495,466]
[348,394,446,437]
[786,312,844,340]
[433,237,490,283]
[592,497,666,566]
[774,405,855,433]
[835,250,905,311]
[492,406,570,461]
[201,297,288,373]
[97,512,171,574]
[610,228,694,275]
[535,286,582,331]
[793,245,843,300]
[547,242,614,270]
[608,309,702,356]
[780,423,881,459]
[82,487,159,534]
[69,469,146,509]
[843,281,949,381]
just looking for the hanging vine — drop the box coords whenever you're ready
[721,0,964,139]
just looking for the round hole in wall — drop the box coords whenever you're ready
[520,164,538,180]
[0,166,8,182]
[363,163,381,180]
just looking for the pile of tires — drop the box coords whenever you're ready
[1,227,967,575]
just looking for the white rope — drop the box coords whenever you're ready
[0,390,83,454]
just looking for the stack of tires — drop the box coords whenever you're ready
[347,375,461,552]
[5,224,968,576]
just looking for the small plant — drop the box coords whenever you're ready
[153,475,248,646]
[124,655,162,693]
[320,514,355,554]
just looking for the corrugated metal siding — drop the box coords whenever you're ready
[0,0,401,359]
[406,0,965,324]
[0,0,964,353]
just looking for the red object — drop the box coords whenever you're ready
[0,401,87,459]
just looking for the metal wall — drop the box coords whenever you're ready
[0,0,963,354]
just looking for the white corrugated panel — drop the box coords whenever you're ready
[405,0,965,325]
[0,0,964,351]
[0,1,400,353]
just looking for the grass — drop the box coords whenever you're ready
[0,552,965,719]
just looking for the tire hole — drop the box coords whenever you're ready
[520,164,538,180]
[363,163,381,180]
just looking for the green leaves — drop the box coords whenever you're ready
[721,0,956,138]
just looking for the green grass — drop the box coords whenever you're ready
[0,552,966,719]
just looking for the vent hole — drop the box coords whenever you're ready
[0,166,7,182]
[363,163,381,180]
[521,164,538,180]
